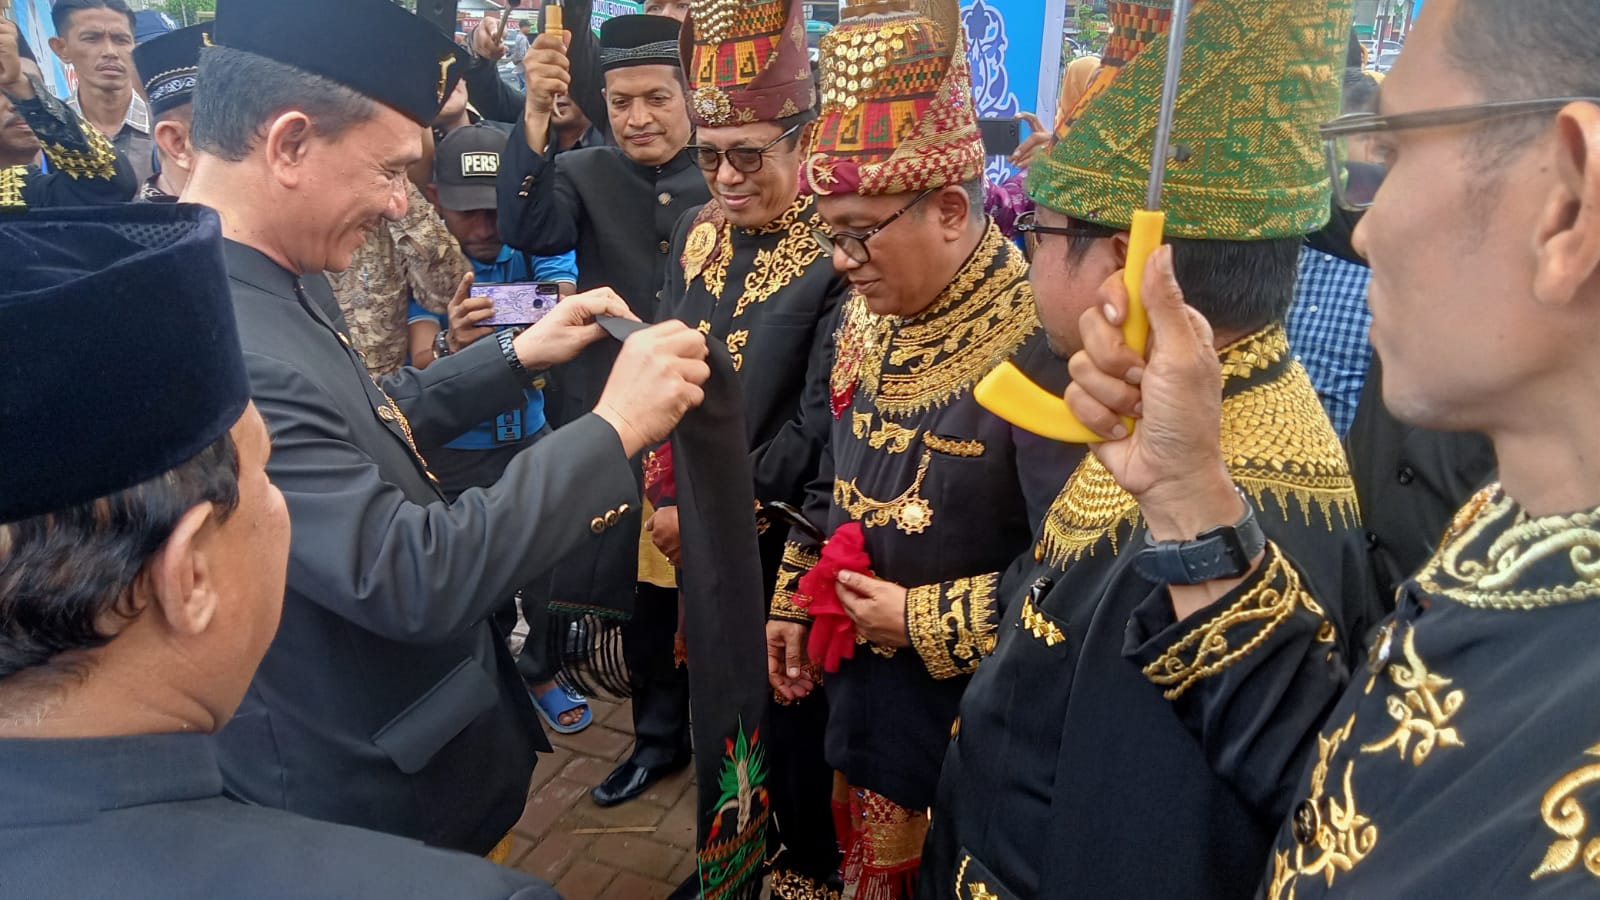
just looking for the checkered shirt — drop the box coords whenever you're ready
[1286,245,1373,437]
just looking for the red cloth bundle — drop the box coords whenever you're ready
[795,522,872,673]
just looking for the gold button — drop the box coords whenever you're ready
[377,406,396,421]
[605,509,621,527]
[338,334,351,346]
[522,176,533,189]
[590,517,606,534]
[658,241,671,253]
[658,192,672,205]
[618,503,632,515]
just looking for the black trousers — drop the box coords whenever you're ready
[622,582,693,768]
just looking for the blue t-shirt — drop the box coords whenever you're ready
[407,247,577,451]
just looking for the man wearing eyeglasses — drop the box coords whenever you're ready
[622,2,850,894]
[916,2,1386,898]
[764,3,1079,896]
[1059,0,1600,895]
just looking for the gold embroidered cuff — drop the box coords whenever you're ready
[1141,543,1330,700]
[769,870,842,900]
[771,542,820,624]
[905,574,1000,680]
[44,123,119,181]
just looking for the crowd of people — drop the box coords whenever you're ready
[3,0,1599,897]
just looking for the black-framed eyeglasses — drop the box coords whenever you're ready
[686,122,803,174]
[1014,210,1120,262]
[1319,96,1600,211]
[811,188,937,265]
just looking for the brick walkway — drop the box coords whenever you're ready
[498,696,702,900]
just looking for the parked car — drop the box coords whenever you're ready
[1373,50,1401,73]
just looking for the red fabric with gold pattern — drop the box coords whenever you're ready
[801,0,983,197]
[680,0,816,127]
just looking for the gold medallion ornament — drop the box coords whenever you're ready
[693,84,735,126]
[683,221,719,283]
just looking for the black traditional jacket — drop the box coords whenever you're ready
[922,326,1384,900]
[769,225,1081,810]
[657,195,848,585]
[1125,479,1600,898]
[1,78,135,209]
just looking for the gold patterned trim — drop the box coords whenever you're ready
[735,195,825,318]
[905,575,999,680]
[769,869,842,900]
[1359,624,1464,766]
[1035,325,1357,569]
[771,541,820,623]
[831,226,1039,418]
[1268,713,1377,899]
[852,411,917,454]
[1141,544,1330,700]
[726,329,749,371]
[1415,486,1600,610]
[834,450,933,535]
[923,434,985,458]
[0,165,23,208]
[1019,596,1066,647]
[1532,743,1600,882]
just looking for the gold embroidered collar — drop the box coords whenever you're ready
[681,194,823,316]
[1035,325,1358,568]
[1414,486,1600,609]
[831,224,1038,419]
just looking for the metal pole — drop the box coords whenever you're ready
[1144,0,1192,210]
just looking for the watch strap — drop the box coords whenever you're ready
[1134,487,1265,585]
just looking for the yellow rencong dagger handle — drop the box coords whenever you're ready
[975,210,1166,443]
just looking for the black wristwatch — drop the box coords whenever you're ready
[433,330,452,359]
[1134,487,1265,585]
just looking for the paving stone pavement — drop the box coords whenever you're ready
[501,696,772,900]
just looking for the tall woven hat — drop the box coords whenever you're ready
[1029,0,1353,239]
[801,0,983,197]
[681,0,815,127]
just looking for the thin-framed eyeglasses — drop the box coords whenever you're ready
[811,188,938,265]
[1320,96,1600,211]
[686,122,804,174]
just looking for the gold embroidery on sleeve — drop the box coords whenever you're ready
[1141,547,1329,700]
[1359,624,1465,766]
[907,576,999,680]
[1532,743,1600,882]
[771,542,821,623]
[0,166,24,208]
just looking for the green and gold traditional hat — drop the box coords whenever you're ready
[801,0,984,197]
[1028,0,1353,239]
[681,0,815,127]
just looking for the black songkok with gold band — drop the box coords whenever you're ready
[211,0,468,126]
[134,24,211,118]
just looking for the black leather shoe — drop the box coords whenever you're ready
[590,755,690,808]
[665,873,700,900]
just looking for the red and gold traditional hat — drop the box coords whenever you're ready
[681,0,816,128]
[801,0,984,197]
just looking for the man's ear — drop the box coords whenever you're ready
[936,185,974,238]
[261,111,317,190]
[47,36,68,62]
[143,502,222,639]
[1111,230,1131,267]
[152,119,194,172]
[1533,102,1600,308]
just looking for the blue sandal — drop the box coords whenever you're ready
[530,684,593,734]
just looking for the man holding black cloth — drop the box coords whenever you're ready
[182,0,711,857]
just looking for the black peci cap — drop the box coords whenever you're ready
[599,14,683,72]
[134,24,211,118]
[0,204,251,524]
[212,0,470,126]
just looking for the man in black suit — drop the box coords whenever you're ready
[181,0,711,857]
[0,203,557,900]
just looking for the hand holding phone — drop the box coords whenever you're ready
[475,282,564,327]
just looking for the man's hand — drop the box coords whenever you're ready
[523,31,571,118]
[767,620,817,701]
[594,321,711,457]
[0,18,33,99]
[835,571,910,649]
[510,286,634,370]
[471,17,508,62]
[445,275,496,354]
[646,505,682,566]
[1010,111,1051,168]
[1064,245,1242,542]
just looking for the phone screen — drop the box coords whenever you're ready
[475,282,562,327]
